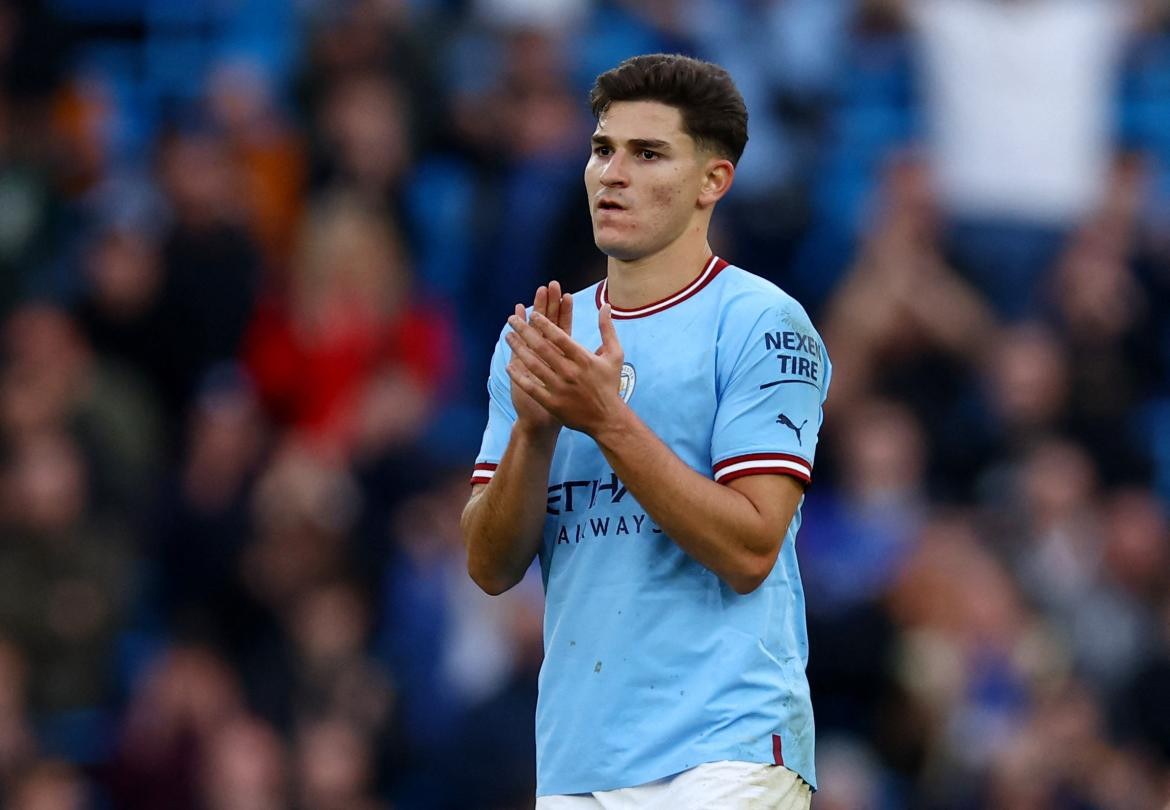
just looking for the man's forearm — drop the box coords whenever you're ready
[591,407,790,594]
[462,426,558,594]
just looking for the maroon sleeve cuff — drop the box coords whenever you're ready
[713,453,812,485]
[469,462,498,486]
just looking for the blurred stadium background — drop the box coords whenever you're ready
[0,0,1168,807]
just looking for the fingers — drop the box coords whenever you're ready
[597,303,621,358]
[527,310,584,358]
[560,292,573,333]
[546,280,561,327]
[505,329,563,386]
[527,281,574,334]
[507,282,582,379]
[509,308,578,373]
[506,359,552,408]
[513,302,534,333]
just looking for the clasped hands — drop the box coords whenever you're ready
[505,280,625,438]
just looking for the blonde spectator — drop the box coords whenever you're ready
[243,194,457,458]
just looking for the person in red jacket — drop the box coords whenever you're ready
[244,193,456,458]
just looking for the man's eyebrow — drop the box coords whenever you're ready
[590,135,673,150]
[630,138,672,150]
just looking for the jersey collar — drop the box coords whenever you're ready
[595,255,729,320]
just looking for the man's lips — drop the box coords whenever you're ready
[596,199,627,211]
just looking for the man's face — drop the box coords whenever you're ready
[584,100,712,261]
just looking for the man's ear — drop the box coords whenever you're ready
[698,158,735,208]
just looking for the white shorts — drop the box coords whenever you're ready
[535,761,812,810]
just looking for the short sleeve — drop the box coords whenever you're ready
[711,302,831,486]
[470,326,517,486]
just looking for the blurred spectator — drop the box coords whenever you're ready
[973,323,1072,472]
[783,0,919,312]
[108,645,247,810]
[379,477,505,742]
[1062,488,1168,694]
[239,441,360,632]
[0,303,162,510]
[312,72,411,209]
[1047,157,1161,482]
[71,222,171,408]
[244,194,456,459]
[822,158,995,412]
[154,125,262,426]
[909,0,1132,224]
[6,759,91,810]
[803,398,929,615]
[821,158,999,497]
[1103,489,1170,607]
[886,514,1049,801]
[50,71,116,203]
[293,716,387,810]
[296,0,442,154]
[206,59,307,271]
[199,716,289,810]
[905,0,1136,318]
[801,399,927,768]
[693,0,852,197]
[0,427,135,719]
[689,0,854,282]
[453,26,595,364]
[999,440,1159,694]
[449,575,543,810]
[149,366,267,638]
[378,472,543,808]
[1010,439,1103,608]
[253,578,395,740]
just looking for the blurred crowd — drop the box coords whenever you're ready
[0,0,1168,807]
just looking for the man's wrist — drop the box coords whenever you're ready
[588,401,636,451]
[513,418,561,451]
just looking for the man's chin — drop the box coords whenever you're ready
[593,236,642,262]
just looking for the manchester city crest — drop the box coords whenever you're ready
[618,362,636,403]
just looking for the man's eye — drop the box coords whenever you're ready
[640,150,658,160]
[594,146,612,156]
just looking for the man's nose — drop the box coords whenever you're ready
[599,153,629,187]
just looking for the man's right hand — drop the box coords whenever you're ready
[508,280,573,439]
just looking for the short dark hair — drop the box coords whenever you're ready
[589,53,749,165]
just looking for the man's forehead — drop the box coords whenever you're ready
[593,100,689,144]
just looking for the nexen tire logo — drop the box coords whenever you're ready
[618,363,636,403]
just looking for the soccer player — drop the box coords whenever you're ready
[461,53,830,808]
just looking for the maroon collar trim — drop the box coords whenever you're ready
[595,256,729,320]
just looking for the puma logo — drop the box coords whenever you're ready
[776,414,808,445]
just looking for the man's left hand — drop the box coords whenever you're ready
[505,303,625,436]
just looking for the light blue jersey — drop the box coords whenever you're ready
[471,257,831,796]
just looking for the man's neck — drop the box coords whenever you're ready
[605,228,714,310]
